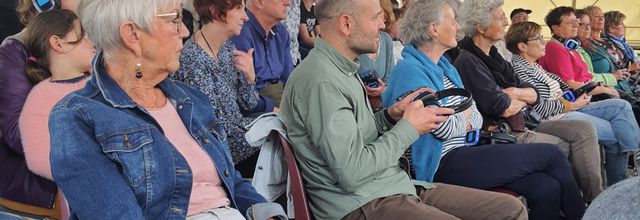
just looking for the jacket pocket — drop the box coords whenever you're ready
[98,128,154,187]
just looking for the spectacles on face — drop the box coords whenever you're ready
[527,35,545,44]
[156,10,184,34]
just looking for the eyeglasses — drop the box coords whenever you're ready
[156,10,184,34]
[527,35,545,44]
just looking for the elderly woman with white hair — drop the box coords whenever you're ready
[47,0,286,219]
[382,0,584,219]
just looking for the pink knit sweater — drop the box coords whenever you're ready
[19,75,90,180]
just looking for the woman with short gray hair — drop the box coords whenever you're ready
[383,1,584,219]
[49,0,285,219]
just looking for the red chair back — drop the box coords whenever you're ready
[276,132,312,220]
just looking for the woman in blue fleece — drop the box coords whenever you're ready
[381,0,585,219]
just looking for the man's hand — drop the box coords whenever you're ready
[403,101,454,134]
[387,88,436,122]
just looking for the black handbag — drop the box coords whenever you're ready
[522,107,542,130]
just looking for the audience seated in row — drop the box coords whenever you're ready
[383,1,585,219]
[230,0,292,108]
[171,0,268,177]
[0,0,79,218]
[1,0,639,219]
[280,0,529,219]
[47,0,286,219]
[453,1,605,208]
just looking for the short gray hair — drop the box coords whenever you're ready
[315,0,358,24]
[77,0,181,55]
[458,0,503,37]
[399,0,458,46]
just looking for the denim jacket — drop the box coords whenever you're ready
[49,53,285,220]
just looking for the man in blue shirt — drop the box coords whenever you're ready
[232,0,293,110]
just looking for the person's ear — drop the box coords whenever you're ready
[517,42,528,54]
[49,35,65,53]
[475,23,485,35]
[338,14,353,36]
[254,0,265,9]
[119,21,143,57]
[429,23,438,38]
[551,25,560,34]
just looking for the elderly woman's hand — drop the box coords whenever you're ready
[233,48,256,83]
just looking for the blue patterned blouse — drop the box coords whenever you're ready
[172,38,260,163]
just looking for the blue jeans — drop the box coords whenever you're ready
[561,99,640,185]
[562,99,640,154]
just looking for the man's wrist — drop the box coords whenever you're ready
[384,109,398,125]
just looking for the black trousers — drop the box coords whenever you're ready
[434,143,586,220]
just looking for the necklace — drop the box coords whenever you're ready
[200,30,215,56]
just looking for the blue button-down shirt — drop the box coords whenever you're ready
[231,11,293,91]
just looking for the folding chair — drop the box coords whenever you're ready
[275,132,312,220]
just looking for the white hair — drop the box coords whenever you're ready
[399,0,458,47]
[458,0,503,37]
[77,0,181,56]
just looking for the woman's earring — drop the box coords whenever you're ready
[135,62,143,79]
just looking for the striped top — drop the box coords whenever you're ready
[403,75,482,178]
[512,54,570,120]
[437,76,483,156]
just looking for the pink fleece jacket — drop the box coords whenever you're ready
[19,75,90,180]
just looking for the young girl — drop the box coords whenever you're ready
[19,9,95,181]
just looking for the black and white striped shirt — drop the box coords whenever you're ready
[435,77,483,157]
[512,55,571,120]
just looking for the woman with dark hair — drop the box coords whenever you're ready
[172,0,265,176]
[538,6,640,186]
[538,6,619,98]
[17,9,94,219]
[0,0,79,218]
[20,9,95,181]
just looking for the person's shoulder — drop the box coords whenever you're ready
[50,81,100,112]
[288,52,334,84]
[274,22,289,34]
[0,37,27,61]
[274,22,291,43]
[454,49,482,67]
[545,41,566,51]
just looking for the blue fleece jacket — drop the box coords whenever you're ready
[382,44,464,182]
